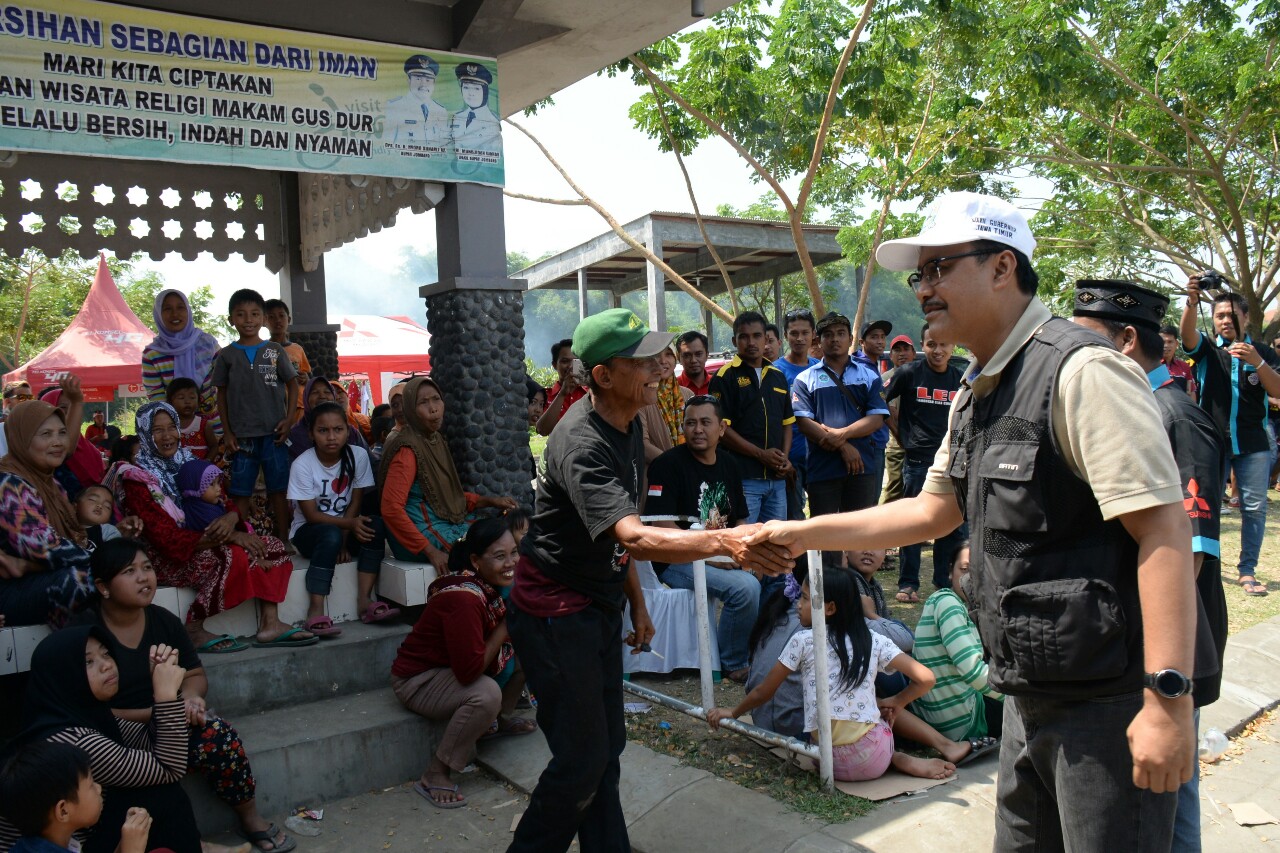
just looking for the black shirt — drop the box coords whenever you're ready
[520,395,643,610]
[643,444,748,573]
[709,356,795,480]
[1186,333,1280,456]
[73,605,202,709]
[885,360,964,464]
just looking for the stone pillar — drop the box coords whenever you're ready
[277,172,341,380]
[422,183,532,507]
[291,329,339,380]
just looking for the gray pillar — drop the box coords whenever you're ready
[276,171,339,377]
[645,223,666,332]
[607,290,621,309]
[772,277,782,327]
[577,268,589,320]
[422,183,532,506]
[702,305,715,352]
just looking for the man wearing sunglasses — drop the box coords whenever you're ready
[753,192,1196,851]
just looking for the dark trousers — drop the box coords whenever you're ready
[898,458,967,591]
[996,692,1176,852]
[506,603,629,853]
[808,465,881,567]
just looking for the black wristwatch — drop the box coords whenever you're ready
[1143,669,1194,699]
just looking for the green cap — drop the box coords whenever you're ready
[572,309,676,367]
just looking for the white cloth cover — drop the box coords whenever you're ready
[620,559,720,675]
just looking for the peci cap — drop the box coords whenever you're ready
[876,192,1036,272]
[860,319,892,340]
[573,309,675,367]
[404,55,440,78]
[815,312,852,335]
[889,334,915,350]
[1072,279,1168,332]
[455,62,493,86]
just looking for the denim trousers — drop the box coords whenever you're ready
[898,458,967,591]
[1171,708,1201,853]
[662,562,761,671]
[1231,450,1270,577]
[742,477,787,524]
[292,516,386,596]
[506,603,628,853]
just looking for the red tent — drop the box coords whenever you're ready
[336,314,431,406]
[3,255,151,402]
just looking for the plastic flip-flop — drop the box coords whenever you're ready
[360,601,402,624]
[196,634,249,654]
[413,780,466,809]
[252,627,319,648]
[304,616,343,637]
[957,736,1000,767]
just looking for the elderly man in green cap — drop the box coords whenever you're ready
[508,308,793,853]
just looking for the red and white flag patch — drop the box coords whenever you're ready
[648,485,663,497]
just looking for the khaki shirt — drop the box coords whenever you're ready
[923,299,1182,521]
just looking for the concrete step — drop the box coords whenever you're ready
[201,621,411,718]
[184,687,443,835]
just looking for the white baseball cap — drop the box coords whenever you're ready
[876,192,1036,271]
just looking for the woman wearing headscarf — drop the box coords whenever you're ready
[113,402,311,651]
[39,382,106,489]
[0,624,203,853]
[141,289,220,423]
[379,377,516,568]
[638,345,692,464]
[0,396,114,628]
[286,376,368,461]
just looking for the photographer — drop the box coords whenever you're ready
[1180,272,1280,596]
[534,338,586,437]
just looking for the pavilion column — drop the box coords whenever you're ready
[644,221,666,332]
[702,305,715,352]
[422,183,532,507]
[277,172,340,379]
[578,268,589,320]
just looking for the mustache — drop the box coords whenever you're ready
[922,299,946,314]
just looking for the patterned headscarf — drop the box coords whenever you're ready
[132,401,195,506]
[0,401,86,546]
[655,348,685,445]
[147,289,220,383]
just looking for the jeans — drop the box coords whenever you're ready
[1172,708,1201,852]
[996,693,1176,852]
[506,603,628,853]
[742,478,787,524]
[1231,449,1270,577]
[292,516,386,596]
[898,458,967,591]
[662,562,761,671]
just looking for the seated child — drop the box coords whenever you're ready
[166,377,219,463]
[911,542,1004,743]
[710,568,987,782]
[0,741,154,853]
[847,549,915,653]
[75,485,120,548]
[503,506,532,548]
[177,459,226,533]
[744,563,808,739]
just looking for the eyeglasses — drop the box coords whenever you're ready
[907,249,997,292]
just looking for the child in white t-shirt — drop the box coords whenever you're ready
[709,567,984,782]
[288,402,398,637]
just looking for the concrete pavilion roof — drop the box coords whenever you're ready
[124,0,740,115]
[517,211,846,299]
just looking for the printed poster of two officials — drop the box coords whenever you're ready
[381,54,501,164]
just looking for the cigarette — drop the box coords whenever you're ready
[640,642,665,660]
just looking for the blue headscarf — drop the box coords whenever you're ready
[148,289,220,384]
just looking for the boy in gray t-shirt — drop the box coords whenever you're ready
[212,288,298,542]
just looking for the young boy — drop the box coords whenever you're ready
[263,298,311,427]
[212,289,299,543]
[0,741,153,853]
[75,485,120,548]
[166,377,220,462]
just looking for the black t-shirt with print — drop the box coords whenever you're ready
[643,444,748,574]
[521,395,643,610]
[884,360,964,464]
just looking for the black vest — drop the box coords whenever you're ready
[949,318,1143,699]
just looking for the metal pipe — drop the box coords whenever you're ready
[691,557,716,712]
[807,550,835,791]
[622,680,819,759]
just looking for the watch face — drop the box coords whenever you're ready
[1154,669,1188,697]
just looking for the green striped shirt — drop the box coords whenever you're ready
[910,589,1002,742]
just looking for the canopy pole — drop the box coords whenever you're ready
[807,550,835,791]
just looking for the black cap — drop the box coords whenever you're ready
[1072,279,1168,332]
[404,55,439,77]
[455,63,493,86]
[815,312,852,335]
[860,319,892,340]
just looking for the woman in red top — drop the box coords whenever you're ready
[390,516,535,809]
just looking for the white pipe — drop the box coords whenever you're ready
[807,550,835,791]
[691,556,716,713]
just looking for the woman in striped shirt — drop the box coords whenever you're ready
[142,290,220,426]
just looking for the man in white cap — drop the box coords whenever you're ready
[752,192,1197,851]
[383,55,451,148]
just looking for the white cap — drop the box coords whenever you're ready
[876,192,1036,271]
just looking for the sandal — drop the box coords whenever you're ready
[252,627,319,648]
[196,634,249,654]
[956,736,1000,767]
[236,823,296,852]
[479,716,538,741]
[413,780,466,809]
[360,601,402,624]
[304,616,343,637]
[895,588,920,603]
[1239,577,1269,597]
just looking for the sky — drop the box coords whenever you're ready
[143,69,796,326]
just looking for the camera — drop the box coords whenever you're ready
[570,358,589,389]
[1198,269,1228,295]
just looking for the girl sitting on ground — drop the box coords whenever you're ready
[744,562,808,739]
[288,401,397,633]
[74,540,293,852]
[709,567,986,782]
[846,548,915,653]
[390,516,535,809]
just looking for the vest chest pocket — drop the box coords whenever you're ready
[999,578,1128,682]
[977,442,1047,533]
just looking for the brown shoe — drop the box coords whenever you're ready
[725,667,750,684]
